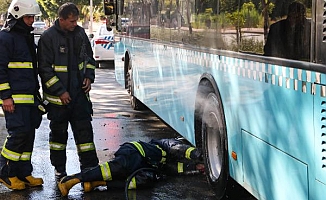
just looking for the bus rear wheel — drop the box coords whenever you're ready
[127,69,144,110]
[202,92,228,199]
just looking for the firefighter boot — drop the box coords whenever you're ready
[58,174,82,196]
[80,164,106,192]
[0,159,25,190]
[83,181,107,192]
[20,175,44,187]
[0,176,26,190]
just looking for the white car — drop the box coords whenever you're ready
[121,18,129,32]
[32,21,47,35]
[121,18,129,26]
[91,24,114,68]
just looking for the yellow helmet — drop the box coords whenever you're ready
[8,0,41,19]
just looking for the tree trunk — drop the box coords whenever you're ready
[186,0,192,34]
[262,0,270,42]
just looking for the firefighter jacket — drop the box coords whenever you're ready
[113,139,202,171]
[149,138,202,161]
[95,139,203,189]
[0,17,39,105]
[116,141,167,168]
[38,19,96,106]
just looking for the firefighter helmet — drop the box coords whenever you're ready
[8,0,41,19]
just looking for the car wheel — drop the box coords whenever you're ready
[108,60,115,68]
[95,61,100,68]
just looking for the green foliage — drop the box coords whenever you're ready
[150,26,225,49]
[37,0,103,22]
[194,4,262,30]
[219,0,238,13]
[0,0,10,14]
[239,37,264,54]
[265,2,275,14]
[224,34,263,54]
[226,10,245,29]
[37,0,58,21]
[269,0,312,19]
[240,2,262,28]
[205,8,213,14]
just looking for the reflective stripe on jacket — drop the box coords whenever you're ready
[38,19,96,106]
[0,28,39,103]
[130,141,167,166]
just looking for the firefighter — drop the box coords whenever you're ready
[0,0,44,190]
[37,2,99,180]
[58,138,204,196]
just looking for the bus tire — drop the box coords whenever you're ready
[124,55,130,89]
[202,92,228,199]
[127,69,144,110]
[130,95,143,110]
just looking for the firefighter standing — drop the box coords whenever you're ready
[0,0,44,190]
[37,2,98,180]
[58,138,204,196]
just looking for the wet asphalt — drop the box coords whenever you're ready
[0,65,255,200]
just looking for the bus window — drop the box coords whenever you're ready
[149,0,266,52]
[119,0,150,39]
[263,1,311,61]
[148,0,312,58]
[150,0,178,42]
[120,0,312,60]
[189,0,265,53]
[214,1,266,54]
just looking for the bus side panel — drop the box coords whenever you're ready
[137,44,202,144]
[242,129,308,200]
[237,71,314,161]
[314,180,326,200]
[213,57,315,198]
[115,40,201,145]
[219,58,314,164]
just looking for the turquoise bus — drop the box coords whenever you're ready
[105,0,326,199]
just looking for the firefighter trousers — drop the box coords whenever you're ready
[47,94,98,173]
[0,105,42,178]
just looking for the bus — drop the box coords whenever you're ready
[104,0,326,199]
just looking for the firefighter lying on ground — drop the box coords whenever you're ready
[58,138,205,196]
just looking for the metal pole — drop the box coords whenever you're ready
[89,0,93,33]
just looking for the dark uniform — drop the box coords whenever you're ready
[0,15,43,188]
[58,138,203,196]
[37,19,98,176]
